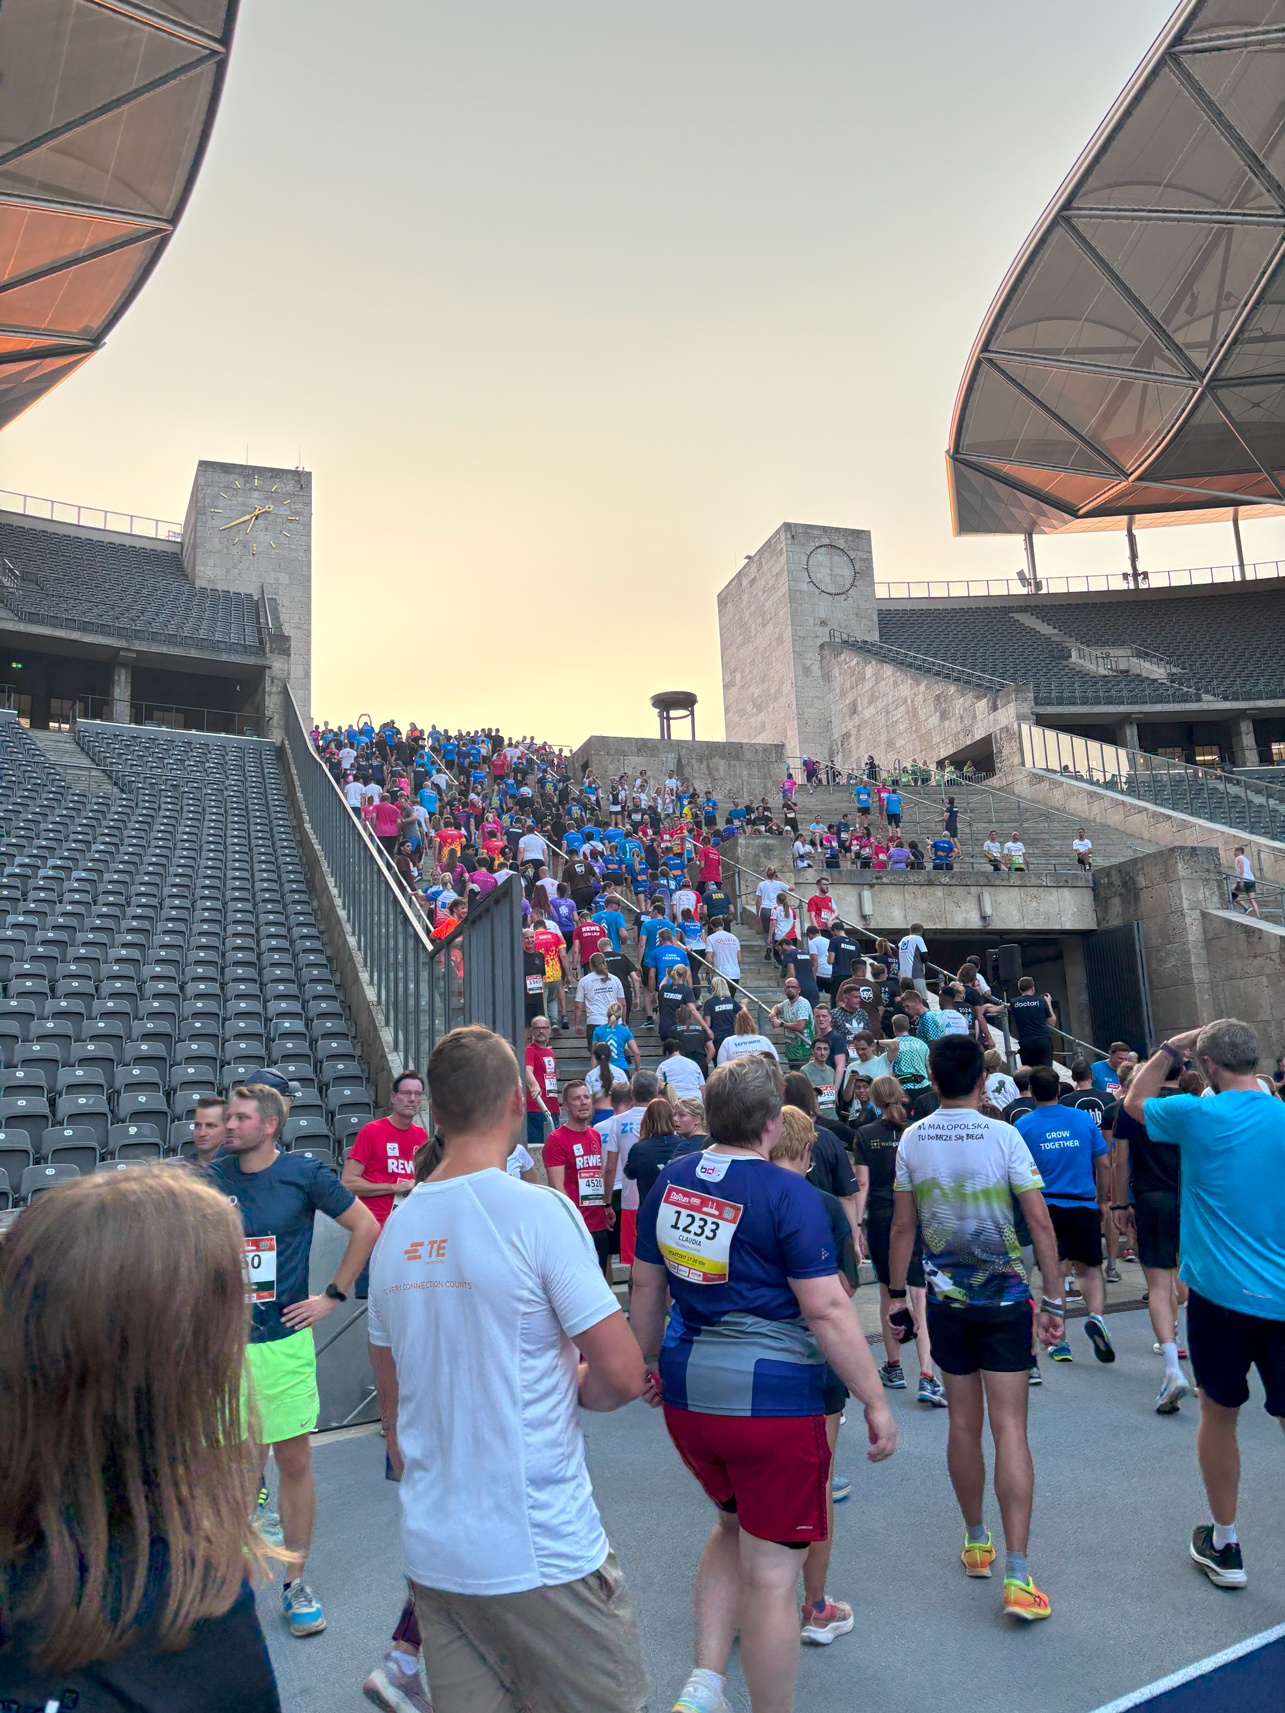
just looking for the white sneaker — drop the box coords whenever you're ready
[672,1674,733,1713]
[363,1657,433,1712]
[1155,1372,1191,1415]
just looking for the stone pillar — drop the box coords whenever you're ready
[110,653,134,724]
[1115,719,1139,751]
[718,521,876,760]
[1231,714,1260,768]
[182,461,312,718]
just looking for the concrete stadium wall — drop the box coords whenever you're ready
[1093,845,1221,1043]
[1201,909,1285,1066]
[572,735,785,800]
[719,522,876,760]
[997,763,1285,888]
[817,642,1032,774]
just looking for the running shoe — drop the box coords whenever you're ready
[1028,1362,1043,1386]
[1085,1315,1116,1364]
[1123,1246,1136,1262]
[960,1530,995,1578]
[1049,1340,1073,1361]
[1103,1262,1122,1284]
[1003,1575,1052,1620]
[282,1580,327,1636]
[879,1361,906,1389]
[672,1675,733,1713]
[363,1654,433,1713]
[1155,1372,1191,1415]
[830,1473,852,1502]
[1152,1341,1189,1359]
[1064,1275,1084,1302]
[801,1598,854,1644]
[1190,1525,1247,1589]
[917,1373,948,1408]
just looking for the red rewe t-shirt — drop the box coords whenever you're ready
[542,1124,609,1231]
[573,922,611,968]
[698,846,721,882]
[346,1115,427,1227]
[525,1043,561,1117]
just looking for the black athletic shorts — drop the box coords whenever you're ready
[927,1300,1033,1376]
[590,1227,613,1269]
[823,1368,848,1416]
[866,1206,925,1289]
[1134,1191,1180,1272]
[1187,1288,1285,1416]
[1048,1202,1104,1267]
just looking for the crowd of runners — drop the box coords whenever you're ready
[4,717,1284,1713]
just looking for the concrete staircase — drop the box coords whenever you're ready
[28,728,119,796]
[793,776,1154,874]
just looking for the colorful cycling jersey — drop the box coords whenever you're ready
[894,1109,1043,1307]
[634,1150,837,1415]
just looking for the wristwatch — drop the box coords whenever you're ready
[1160,1041,1185,1064]
[324,1283,348,1302]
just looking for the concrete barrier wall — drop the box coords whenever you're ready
[817,643,1031,774]
[571,734,786,800]
[1202,909,1285,1066]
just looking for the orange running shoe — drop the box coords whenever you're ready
[961,1531,995,1578]
[1003,1575,1052,1621]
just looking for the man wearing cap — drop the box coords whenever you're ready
[341,1071,428,1298]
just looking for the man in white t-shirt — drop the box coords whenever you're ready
[983,832,1003,872]
[344,777,364,812]
[791,837,814,870]
[517,822,547,872]
[706,921,741,982]
[1071,830,1092,872]
[754,867,788,959]
[368,1026,648,1712]
[898,924,929,1000]
[339,743,356,771]
[1003,836,1027,872]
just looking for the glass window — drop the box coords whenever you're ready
[1195,745,1222,765]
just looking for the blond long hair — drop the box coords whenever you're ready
[0,1167,261,1669]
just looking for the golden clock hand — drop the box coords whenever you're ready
[220,510,256,530]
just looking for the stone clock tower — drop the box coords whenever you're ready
[181,460,312,722]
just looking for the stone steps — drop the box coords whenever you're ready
[28,728,120,796]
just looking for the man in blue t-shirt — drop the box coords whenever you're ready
[208,1084,378,1636]
[1090,1042,1132,1097]
[1125,1018,1285,1591]
[884,791,902,828]
[929,836,956,871]
[1016,1066,1113,1364]
[592,901,627,955]
[630,1056,894,1712]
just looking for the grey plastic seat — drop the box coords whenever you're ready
[21,1161,79,1201]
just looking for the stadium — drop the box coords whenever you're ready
[1,3,1283,1713]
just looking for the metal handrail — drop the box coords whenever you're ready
[827,632,1011,692]
[1020,723,1285,846]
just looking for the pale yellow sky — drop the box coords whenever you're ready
[5,1,1284,741]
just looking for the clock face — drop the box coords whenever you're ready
[806,543,857,596]
[206,474,305,555]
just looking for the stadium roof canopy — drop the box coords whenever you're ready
[948,0,1285,535]
[0,0,239,433]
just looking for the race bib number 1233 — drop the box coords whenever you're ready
[657,1184,742,1284]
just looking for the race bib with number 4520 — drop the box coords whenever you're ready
[657,1184,743,1284]
[243,1235,277,1303]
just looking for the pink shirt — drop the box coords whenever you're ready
[373,801,402,837]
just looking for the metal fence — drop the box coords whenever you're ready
[284,692,525,1067]
[875,558,1285,601]
[1020,723,1285,846]
[0,487,183,541]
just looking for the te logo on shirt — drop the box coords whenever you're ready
[403,1238,448,1264]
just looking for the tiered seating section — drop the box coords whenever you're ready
[0,520,261,656]
[875,586,1285,705]
[0,718,373,1208]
